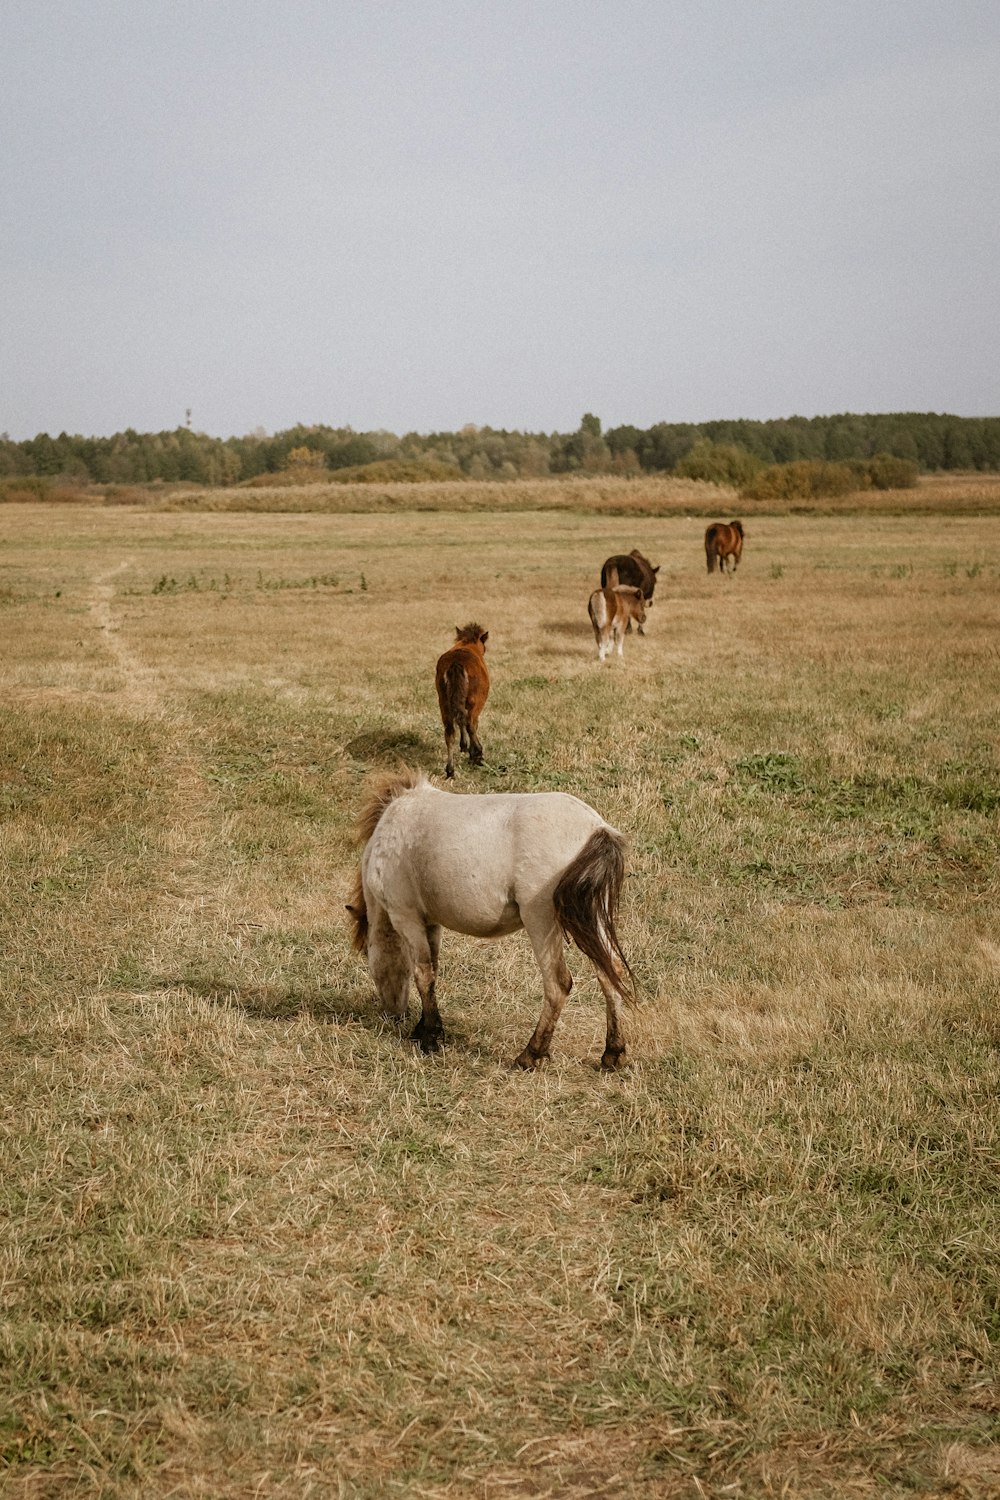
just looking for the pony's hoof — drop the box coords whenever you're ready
[412,1022,443,1053]
[600,1048,626,1071]
[444,766,455,780]
[511,1049,544,1070]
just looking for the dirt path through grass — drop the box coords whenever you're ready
[89,557,225,927]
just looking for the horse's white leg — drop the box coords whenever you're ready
[512,911,573,1070]
[615,622,625,657]
[368,903,412,1018]
[393,915,445,1052]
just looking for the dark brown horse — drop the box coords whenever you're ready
[435,623,490,778]
[600,549,660,633]
[705,521,744,574]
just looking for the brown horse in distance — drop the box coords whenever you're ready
[435,623,490,778]
[600,549,660,633]
[705,520,744,574]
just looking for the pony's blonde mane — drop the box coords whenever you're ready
[347,767,429,954]
[355,766,428,846]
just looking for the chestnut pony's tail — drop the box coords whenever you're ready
[438,659,469,732]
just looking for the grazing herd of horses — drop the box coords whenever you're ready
[348,520,745,1070]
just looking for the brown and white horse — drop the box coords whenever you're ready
[346,770,636,1070]
[600,549,660,633]
[705,520,744,574]
[435,623,490,778]
[588,585,647,661]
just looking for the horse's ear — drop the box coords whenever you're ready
[653,565,660,574]
[345,903,360,916]
[480,631,489,644]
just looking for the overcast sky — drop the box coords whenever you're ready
[2,0,998,439]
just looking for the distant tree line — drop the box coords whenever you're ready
[2,411,999,486]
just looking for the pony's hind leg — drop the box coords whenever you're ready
[466,710,484,766]
[513,912,573,1070]
[594,964,628,1070]
[443,719,458,778]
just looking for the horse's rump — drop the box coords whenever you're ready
[600,549,660,600]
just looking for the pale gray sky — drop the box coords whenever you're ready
[2,0,998,439]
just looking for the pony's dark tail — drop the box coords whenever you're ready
[439,659,469,729]
[705,526,717,573]
[553,827,636,1002]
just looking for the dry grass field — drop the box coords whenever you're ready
[1,500,998,1498]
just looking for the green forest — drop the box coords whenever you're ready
[3,410,999,487]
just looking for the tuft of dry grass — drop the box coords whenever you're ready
[1,502,998,1497]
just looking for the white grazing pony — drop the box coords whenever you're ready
[346,769,635,1069]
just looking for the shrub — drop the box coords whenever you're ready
[867,453,920,490]
[326,459,464,485]
[742,459,861,501]
[0,476,49,503]
[103,485,149,505]
[284,445,326,470]
[676,441,761,488]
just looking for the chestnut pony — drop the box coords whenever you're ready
[346,770,636,1069]
[435,623,489,779]
[588,585,647,660]
[705,520,744,574]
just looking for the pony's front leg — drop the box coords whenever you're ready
[513,917,573,1070]
[398,919,444,1052]
[369,906,412,1020]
